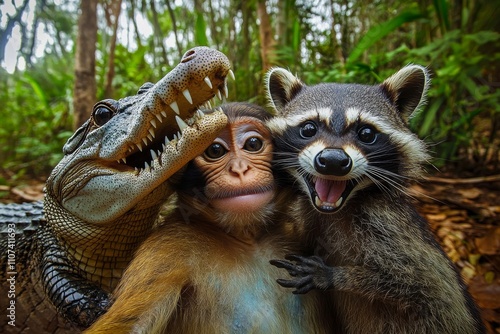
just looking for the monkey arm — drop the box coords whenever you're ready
[85,262,188,334]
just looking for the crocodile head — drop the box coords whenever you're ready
[46,47,232,225]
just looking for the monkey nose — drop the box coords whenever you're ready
[229,159,250,177]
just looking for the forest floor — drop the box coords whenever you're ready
[1,171,499,332]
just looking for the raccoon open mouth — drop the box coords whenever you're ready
[305,177,357,213]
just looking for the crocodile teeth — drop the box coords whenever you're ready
[170,101,180,115]
[155,114,163,123]
[173,134,178,141]
[144,161,151,172]
[121,157,127,164]
[204,76,213,89]
[161,110,167,118]
[222,84,228,98]
[204,100,212,109]
[182,89,193,104]
[148,128,155,138]
[150,119,157,128]
[137,142,143,152]
[216,89,222,101]
[196,110,204,118]
[228,69,235,80]
[150,149,158,160]
[164,136,170,145]
[147,134,153,142]
[175,116,188,132]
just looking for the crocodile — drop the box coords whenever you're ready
[0,46,233,333]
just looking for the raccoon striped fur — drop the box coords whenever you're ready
[267,66,485,334]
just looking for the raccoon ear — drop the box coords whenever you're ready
[265,67,305,114]
[380,65,430,122]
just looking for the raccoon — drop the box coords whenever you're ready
[266,66,485,333]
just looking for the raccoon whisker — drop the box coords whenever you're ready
[366,168,414,199]
[367,162,416,182]
[365,167,407,189]
[364,172,397,198]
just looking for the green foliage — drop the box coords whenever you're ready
[0,57,74,178]
[408,29,500,167]
[346,8,424,66]
[0,0,497,182]
[195,13,209,46]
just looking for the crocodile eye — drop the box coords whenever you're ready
[92,105,115,126]
[358,125,377,144]
[243,137,263,152]
[300,121,317,138]
[204,143,227,160]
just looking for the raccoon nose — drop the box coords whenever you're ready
[314,148,352,176]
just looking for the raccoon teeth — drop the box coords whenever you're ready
[315,196,344,210]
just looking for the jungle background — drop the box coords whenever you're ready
[0,0,499,331]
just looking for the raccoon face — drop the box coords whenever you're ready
[266,66,430,213]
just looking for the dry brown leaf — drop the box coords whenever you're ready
[457,187,482,200]
[469,276,500,310]
[475,227,500,255]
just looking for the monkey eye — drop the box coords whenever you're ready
[243,137,263,152]
[300,121,317,138]
[358,125,378,144]
[91,103,116,127]
[204,143,227,160]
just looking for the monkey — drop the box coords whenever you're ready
[265,66,486,333]
[84,102,332,334]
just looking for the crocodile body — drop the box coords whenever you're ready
[0,47,232,333]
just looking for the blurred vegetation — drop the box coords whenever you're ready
[0,0,498,184]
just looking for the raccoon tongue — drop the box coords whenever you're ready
[315,178,347,204]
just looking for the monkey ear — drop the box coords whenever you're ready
[380,65,430,123]
[266,67,305,115]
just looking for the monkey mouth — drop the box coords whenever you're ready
[304,176,357,213]
[209,186,275,213]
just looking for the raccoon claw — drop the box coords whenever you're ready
[270,254,334,294]
[276,277,316,294]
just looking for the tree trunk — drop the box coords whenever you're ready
[73,0,98,129]
[256,0,275,71]
[165,0,183,59]
[149,0,169,68]
[104,0,123,98]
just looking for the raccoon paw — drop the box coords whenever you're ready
[270,254,334,294]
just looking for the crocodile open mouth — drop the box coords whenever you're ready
[122,109,209,170]
[114,67,235,173]
[303,175,357,213]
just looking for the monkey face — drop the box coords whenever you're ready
[193,116,275,213]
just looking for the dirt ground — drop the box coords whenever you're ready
[1,173,499,332]
[411,174,500,333]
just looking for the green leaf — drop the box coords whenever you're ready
[347,9,423,65]
[415,97,443,138]
[195,13,208,46]
[464,31,500,45]
[21,74,48,109]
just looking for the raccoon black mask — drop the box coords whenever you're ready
[266,66,430,213]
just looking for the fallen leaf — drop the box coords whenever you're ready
[457,187,482,199]
[475,227,500,255]
[469,276,500,309]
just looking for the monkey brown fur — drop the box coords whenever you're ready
[84,103,331,334]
